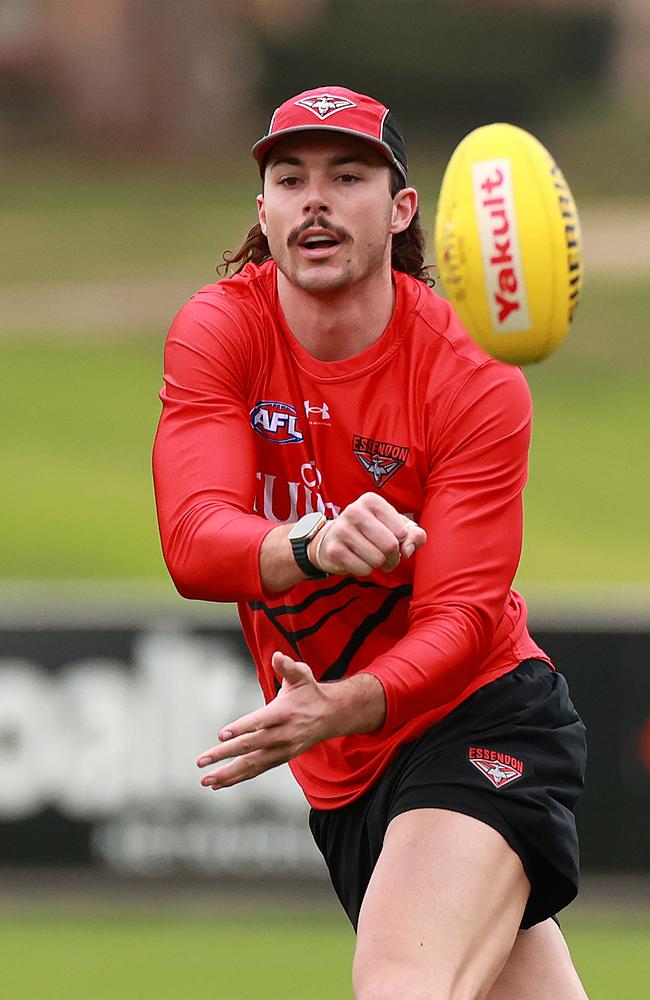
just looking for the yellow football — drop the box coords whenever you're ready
[434,123,583,365]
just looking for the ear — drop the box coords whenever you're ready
[390,187,418,235]
[257,194,267,236]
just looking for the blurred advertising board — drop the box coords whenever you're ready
[0,590,649,874]
[0,613,321,876]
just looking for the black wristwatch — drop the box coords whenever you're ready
[288,512,329,580]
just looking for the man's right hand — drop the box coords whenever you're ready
[309,493,427,576]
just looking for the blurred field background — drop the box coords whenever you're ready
[1,1,649,997]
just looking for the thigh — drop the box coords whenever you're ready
[389,660,586,930]
[486,919,588,999]
[352,808,530,1000]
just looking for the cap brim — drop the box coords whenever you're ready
[252,125,407,180]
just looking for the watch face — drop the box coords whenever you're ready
[288,511,325,541]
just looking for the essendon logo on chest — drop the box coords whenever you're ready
[250,401,303,444]
[352,434,409,488]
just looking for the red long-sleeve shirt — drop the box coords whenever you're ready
[153,260,551,809]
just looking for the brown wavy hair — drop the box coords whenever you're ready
[218,168,435,286]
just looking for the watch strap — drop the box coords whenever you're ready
[290,533,329,579]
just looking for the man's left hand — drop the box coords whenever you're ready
[196,651,333,790]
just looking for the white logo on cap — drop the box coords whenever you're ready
[295,95,356,120]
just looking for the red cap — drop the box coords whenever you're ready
[252,85,408,180]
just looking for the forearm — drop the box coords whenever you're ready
[361,604,493,732]
[159,504,277,602]
[259,524,314,593]
[322,672,387,736]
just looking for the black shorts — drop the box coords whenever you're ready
[309,659,586,931]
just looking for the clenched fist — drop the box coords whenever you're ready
[309,492,426,576]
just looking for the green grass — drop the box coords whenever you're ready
[1,161,256,285]
[0,156,443,289]
[567,914,650,1000]
[0,910,354,1000]
[0,909,647,999]
[517,276,650,583]
[520,365,649,583]
[0,336,165,578]
[548,99,650,201]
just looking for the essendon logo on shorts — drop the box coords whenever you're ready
[352,435,409,488]
[468,747,525,788]
[250,401,303,444]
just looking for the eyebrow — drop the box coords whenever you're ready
[269,153,373,170]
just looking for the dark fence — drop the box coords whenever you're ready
[1,605,648,874]
[534,628,650,870]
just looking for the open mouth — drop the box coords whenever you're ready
[296,230,343,259]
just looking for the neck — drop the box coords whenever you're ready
[277,267,396,362]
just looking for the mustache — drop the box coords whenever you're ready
[287,215,351,247]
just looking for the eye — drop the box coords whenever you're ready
[279,176,301,188]
[338,173,360,184]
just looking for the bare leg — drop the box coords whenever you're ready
[486,918,588,999]
[352,809,530,1000]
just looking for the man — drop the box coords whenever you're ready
[153,86,588,999]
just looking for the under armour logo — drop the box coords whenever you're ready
[304,400,330,421]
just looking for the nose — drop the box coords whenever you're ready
[301,180,329,217]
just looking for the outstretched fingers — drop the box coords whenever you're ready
[201,743,290,789]
[196,651,319,788]
[196,703,280,767]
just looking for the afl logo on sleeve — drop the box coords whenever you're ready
[250,401,303,444]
